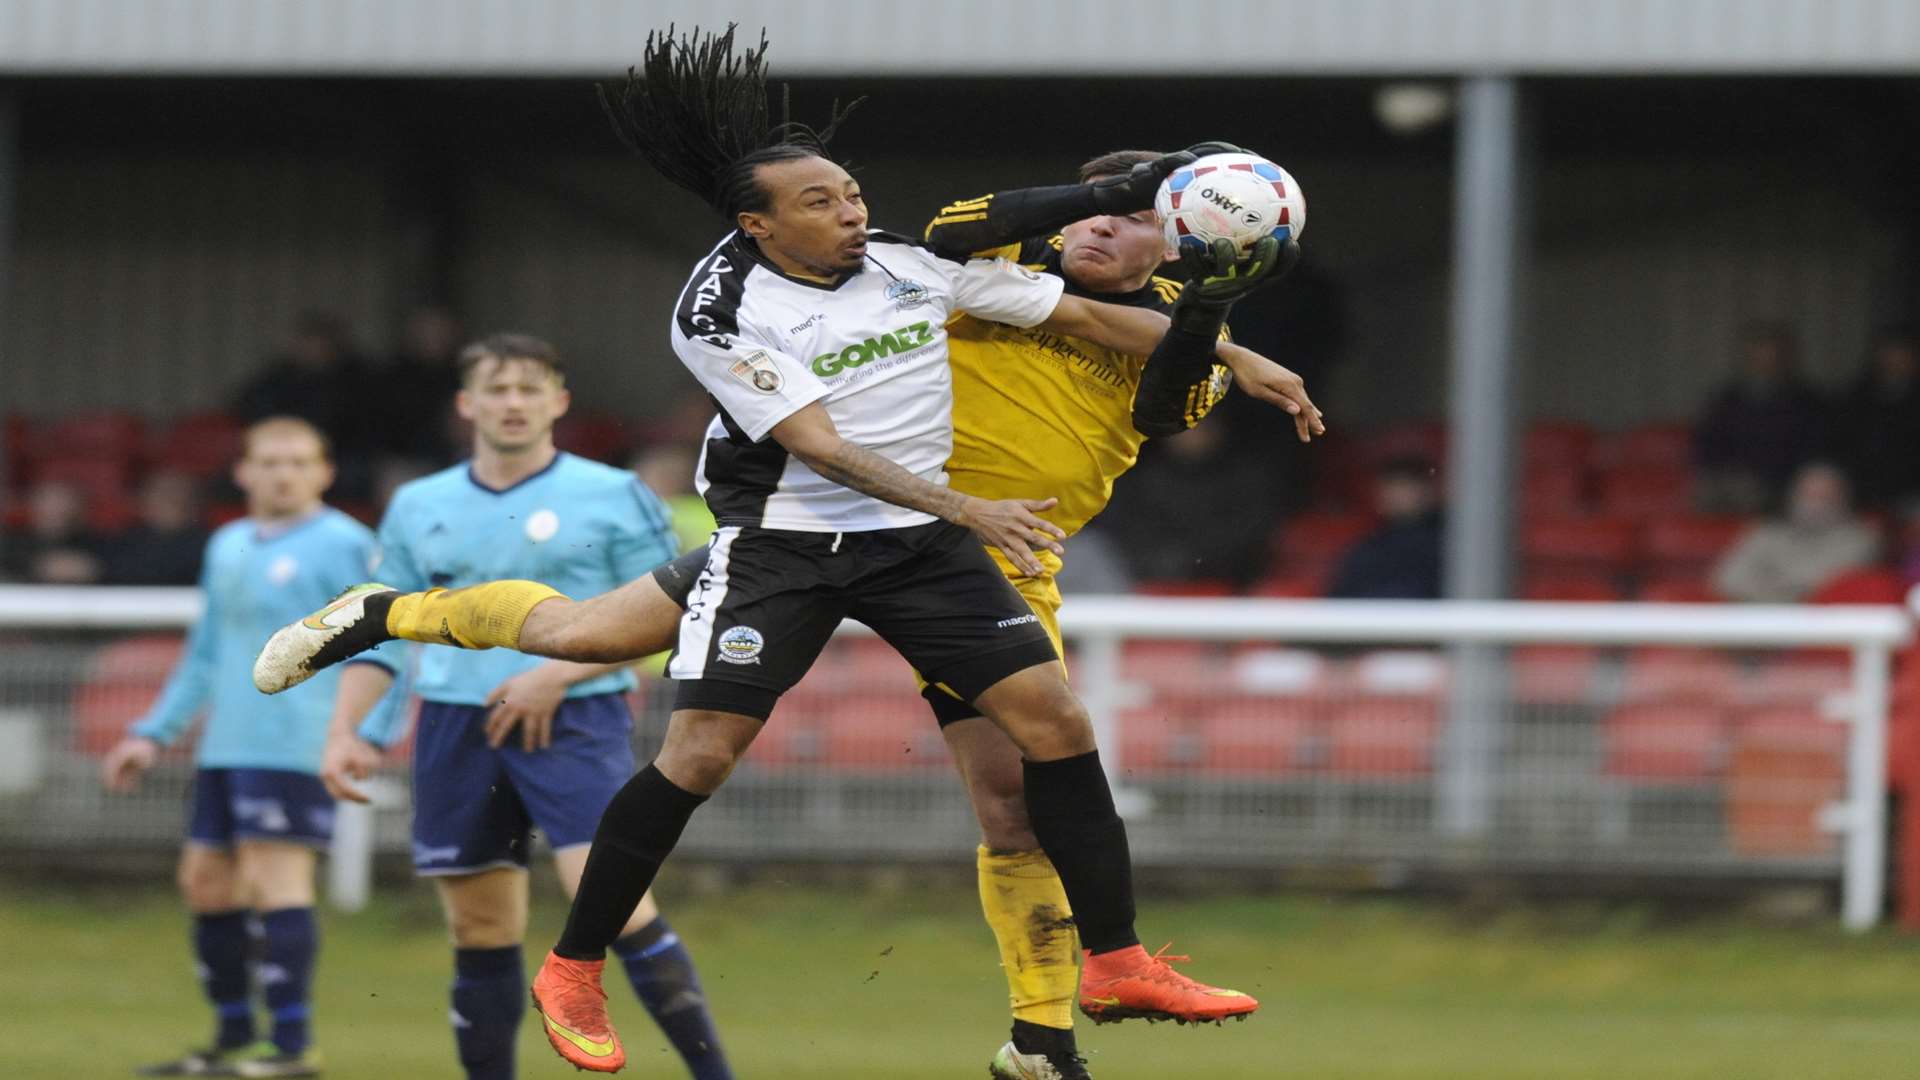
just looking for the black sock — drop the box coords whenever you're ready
[1022,750,1140,955]
[554,765,708,961]
[1011,1019,1079,1058]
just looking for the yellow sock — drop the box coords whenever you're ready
[383,580,564,650]
[977,846,1078,1030]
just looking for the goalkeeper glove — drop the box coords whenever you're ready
[1086,139,1251,215]
[1169,235,1299,335]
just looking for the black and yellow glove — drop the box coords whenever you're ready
[1086,139,1253,215]
[1169,235,1299,335]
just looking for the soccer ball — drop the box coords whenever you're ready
[1154,152,1306,257]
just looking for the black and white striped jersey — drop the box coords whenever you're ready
[670,229,1065,533]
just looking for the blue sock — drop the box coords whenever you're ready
[452,946,524,1080]
[193,910,255,1050]
[257,907,318,1056]
[612,918,732,1080]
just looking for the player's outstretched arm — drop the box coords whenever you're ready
[922,143,1238,258]
[1132,236,1316,437]
[770,402,1065,576]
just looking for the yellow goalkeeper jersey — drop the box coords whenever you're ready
[944,235,1231,541]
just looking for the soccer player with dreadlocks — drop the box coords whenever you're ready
[258,25,1292,1075]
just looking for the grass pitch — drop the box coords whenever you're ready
[3,877,1919,1079]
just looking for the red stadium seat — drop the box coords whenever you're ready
[823,691,948,770]
[38,411,146,462]
[70,634,189,755]
[1118,706,1207,773]
[1521,465,1589,517]
[1597,465,1693,521]
[1196,696,1322,774]
[149,411,243,476]
[1249,572,1321,598]
[1120,641,1223,696]
[1637,576,1720,603]
[1521,516,1636,576]
[1806,567,1907,606]
[1726,706,1845,856]
[31,455,130,505]
[1509,644,1602,704]
[1640,516,1749,579]
[1747,656,1851,704]
[1523,421,1594,469]
[1602,701,1727,779]
[1619,648,1741,704]
[1521,572,1622,602]
[1325,698,1438,775]
[1592,423,1692,470]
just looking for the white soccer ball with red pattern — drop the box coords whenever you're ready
[1154,152,1305,258]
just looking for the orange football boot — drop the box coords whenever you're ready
[531,951,626,1072]
[1078,942,1260,1025]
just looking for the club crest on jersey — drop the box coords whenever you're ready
[268,555,300,586]
[885,278,931,310]
[716,625,765,665]
[525,509,560,543]
[727,350,784,394]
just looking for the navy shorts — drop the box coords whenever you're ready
[409,692,636,876]
[186,768,336,849]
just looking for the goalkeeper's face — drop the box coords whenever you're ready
[737,157,870,278]
[1060,188,1168,294]
[459,356,570,455]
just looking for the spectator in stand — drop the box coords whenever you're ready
[1103,420,1271,588]
[1693,323,1827,513]
[104,470,210,586]
[233,310,376,499]
[1713,461,1879,603]
[374,305,465,468]
[1831,326,1920,512]
[3,479,105,584]
[1327,455,1444,600]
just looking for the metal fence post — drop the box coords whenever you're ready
[1843,641,1891,930]
[1074,627,1148,818]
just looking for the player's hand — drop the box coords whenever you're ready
[1217,343,1326,442]
[1180,236,1299,307]
[483,668,569,752]
[1089,149,1197,214]
[101,736,158,793]
[320,730,382,804]
[957,495,1066,577]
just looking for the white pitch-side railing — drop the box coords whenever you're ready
[0,587,1909,928]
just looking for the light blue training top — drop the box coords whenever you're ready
[131,507,403,773]
[354,452,677,745]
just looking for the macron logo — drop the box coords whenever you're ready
[997,614,1040,629]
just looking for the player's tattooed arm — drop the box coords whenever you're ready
[770,403,1065,575]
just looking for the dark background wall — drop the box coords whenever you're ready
[3,76,1914,434]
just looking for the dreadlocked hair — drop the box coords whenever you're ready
[598,23,862,220]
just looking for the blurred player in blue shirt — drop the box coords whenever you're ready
[103,416,388,1078]
[319,334,731,1080]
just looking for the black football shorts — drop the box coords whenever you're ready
[656,521,1058,721]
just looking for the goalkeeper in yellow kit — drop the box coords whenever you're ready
[258,148,1319,1080]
